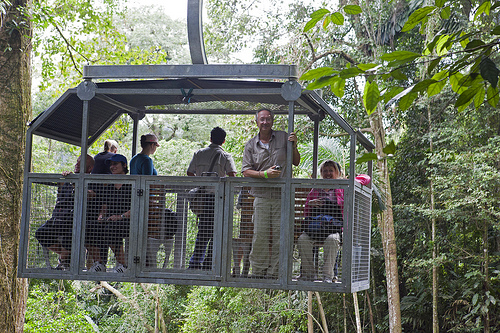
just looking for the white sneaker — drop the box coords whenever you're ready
[113,263,127,273]
[89,262,106,272]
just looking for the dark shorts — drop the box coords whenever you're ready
[35,218,73,250]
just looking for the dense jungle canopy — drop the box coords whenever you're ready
[0,0,499,332]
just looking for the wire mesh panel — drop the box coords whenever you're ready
[351,185,372,291]
[292,183,345,286]
[230,186,254,278]
[20,175,372,291]
[82,180,134,274]
[185,183,218,271]
[27,180,76,271]
[143,184,180,270]
[137,179,223,276]
[228,184,283,281]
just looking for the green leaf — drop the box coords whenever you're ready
[343,5,362,15]
[472,293,479,306]
[428,70,448,97]
[480,56,500,88]
[450,73,467,94]
[330,12,345,25]
[363,81,380,115]
[305,75,338,90]
[381,50,421,62]
[311,8,331,19]
[427,57,441,75]
[399,92,418,111]
[339,67,363,79]
[323,14,331,29]
[412,79,437,93]
[427,80,447,97]
[388,56,420,68]
[440,6,451,19]
[304,17,322,32]
[493,25,500,35]
[300,67,336,80]
[402,6,436,32]
[435,35,451,56]
[431,69,448,81]
[474,1,491,21]
[473,86,485,108]
[458,73,482,87]
[331,77,346,98]
[424,34,441,54]
[357,63,377,71]
[455,84,482,108]
[435,0,445,7]
[459,31,470,48]
[457,103,468,112]
[390,69,408,80]
[465,39,486,51]
[383,86,405,104]
[487,85,500,107]
[356,152,378,164]
[383,140,396,155]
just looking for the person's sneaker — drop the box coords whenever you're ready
[113,263,127,273]
[324,276,338,283]
[89,261,106,272]
[54,259,70,270]
[298,274,317,281]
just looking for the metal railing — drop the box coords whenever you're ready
[18,173,372,292]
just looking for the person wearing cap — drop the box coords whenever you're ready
[86,154,131,273]
[130,133,159,175]
[91,139,119,174]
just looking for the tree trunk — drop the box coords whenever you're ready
[428,103,439,333]
[0,0,32,332]
[483,219,490,333]
[370,107,402,333]
[353,292,361,333]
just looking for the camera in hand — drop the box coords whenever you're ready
[274,165,282,170]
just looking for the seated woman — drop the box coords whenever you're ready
[86,154,131,273]
[298,160,344,282]
[298,160,371,282]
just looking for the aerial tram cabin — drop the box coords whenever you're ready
[18,63,374,293]
[18,0,374,292]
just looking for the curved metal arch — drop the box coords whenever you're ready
[187,0,208,64]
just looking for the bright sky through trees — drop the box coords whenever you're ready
[128,0,187,20]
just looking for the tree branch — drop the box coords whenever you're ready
[98,281,155,333]
[302,33,358,74]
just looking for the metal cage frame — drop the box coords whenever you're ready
[19,64,374,292]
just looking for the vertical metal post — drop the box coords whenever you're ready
[312,116,320,179]
[76,80,96,273]
[132,114,139,156]
[17,131,34,274]
[187,0,208,64]
[343,132,358,290]
[280,80,301,285]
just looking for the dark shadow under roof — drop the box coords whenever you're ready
[29,78,353,147]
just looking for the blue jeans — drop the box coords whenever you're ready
[189,194,215,269]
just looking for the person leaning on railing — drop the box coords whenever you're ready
[35,154,95,270]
